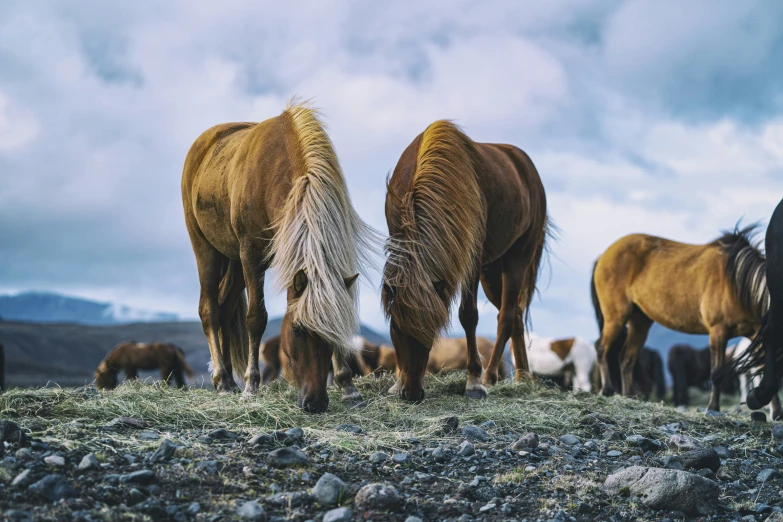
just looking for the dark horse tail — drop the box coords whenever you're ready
[712,223,768,389]
[590,260,604,336]
[173,346,195,379]
[218,259,250,382]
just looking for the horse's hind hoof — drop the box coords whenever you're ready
[600,386,615,397]
[465,386,488,399]
[747,388,771,410]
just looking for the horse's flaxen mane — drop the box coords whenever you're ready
[383,120,484,344]
[717,223,769,319]
[266,99,376,355]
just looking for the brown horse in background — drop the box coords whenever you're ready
[382,120,549,401]
[94,342,194,390]
[182,100,374,412]
[591,226,767,412]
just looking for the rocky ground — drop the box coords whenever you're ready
[1,376,783,522]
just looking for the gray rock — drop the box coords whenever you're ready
[698,468,717,481]
[107,416,148,429]
[44,455,65,467]
[313,473,346,506]
[187,503,201,515]
[249,433,273,446]
[663,456,685,471]
[335,423,362,434]
[12,469,33,488]
[766,512,783,521]
[457,440,475,457]
[196,460,218,474]
[236,500,265,520]
[713,445,733,458]
[757,468,780,483]
[560,434,581,446]
[392,452,411,465]
[602,466,719,516]
[669,434,702,451]
[120,469,156,485]
[462,425,489,442]
[78,453,101,471]
[208,428,239,440]
[404,517,424,522]
[139,431,159,441]
[431,446,446,462]
[268,447,308,468]
[751,411,768,423]
[266,491,311,507]
[355,483,401,510]
[151,439,177,463]
[679,448,720,472]
[773,424,783,441]
[28,474,77,501]
[369,451,388,464]
[626,435,664,452]
[606,450,622,457]
[323,507,352,522]
[440,416,459,434]
[511,433,539,450]
[14,448,32,460]
[129,488,145,504]
[5,510,33,522]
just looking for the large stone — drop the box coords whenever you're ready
[560,434,581,446]
[355,483,401,511]
[151,439,177,463]
[462,425,489,442]
[602,466,719,516]
[236,500,265,520]
[323,507,352,522]
[626,435,664,452]
[28,474,77,502]
[757,468,780,483]
[11,469,33,488]
[78,453,101,471]
[44,455,65,467]
[679,448,720,472]
[773,424,783,441]
[313,473,347,506]
[120,470,156,485]
[668,435,702,452]
[511,433,539,450]
[457,440,475,457]
[268,447,308,468]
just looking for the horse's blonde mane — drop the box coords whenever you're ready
[383,120,484,344]
[266,99,376,355]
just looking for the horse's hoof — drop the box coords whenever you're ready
[747,388,770,410]
[600,386,615,397]
[482,373,499,387]
[465,385,488,399]
[387,382,401,395]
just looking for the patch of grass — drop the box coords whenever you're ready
[0,372,754,455]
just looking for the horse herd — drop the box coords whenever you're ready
[34,99,783,419]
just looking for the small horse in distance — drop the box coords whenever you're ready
[591,225,767,413]
[592,328,665,401]
[94,342,195,390]
[521,334,596,393]
[715,199,783,417]
[182,100,375,412]
[382,120,549,401]
[668,344,712,407]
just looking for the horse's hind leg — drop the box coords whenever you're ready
[706,325,729,412]
[460,271,486,399]
[620,309,653,397]
[239,248,267,398]
[333,351,362,402]
[597,317,629,396]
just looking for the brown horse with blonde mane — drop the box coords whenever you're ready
[182,100,374,412]
[94,342,194,390]
[382,120,549,401]
[591,225,767,412]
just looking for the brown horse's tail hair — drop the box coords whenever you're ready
[173,347,195,379]
[519,217,555,328]
[218,259,250,383]
[590,260,604,335]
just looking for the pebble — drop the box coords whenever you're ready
[28,474,77,501]
[14,448,32,460]
[773,424,783,441]
[669,435,702,451]
[312,473,346,506]
[479,503,497,513]
[698,468,717,480]
[431,446,446,462]
[440,416,459,433]
[5,510,33,522]
[120,470,156,485]
[480,420,496,428]
[151,439,177,463]
[196,460,218,474]
[236,500,265,520]
[462,425,489,442]
[267,447,308,468]
[139,431,159,441]
[129,488,145,504]
[457,440,475,457]
[44,455,65,467]
[663,456,685,471]
[323,507,352,522]
[713,445,733,458]
[525,465,536,472]
[392,452,411,465]
[354,483,401,510]
[606,450,622,457]
[369,451,389,464]
[560,434,581,446]
[757,468,780,483]
[626,434,664,452]
[12,469,33,488]
[679,448,720,472]
[335,423,362,434]
[187,503,201,515]
[78,453,101,471]
[404,517,424,522]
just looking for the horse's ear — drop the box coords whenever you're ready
[293,269,308,296]
[344,273,359,290]
[433,280,446,296]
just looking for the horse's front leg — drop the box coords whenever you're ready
[707,325,729,412]
[460,272,486,398]
[125,367,138,382]
[333,350,362,402]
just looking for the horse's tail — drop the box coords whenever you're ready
[519,216,555,328]
[218,259,250,382]
[720,222,768,319]
[174,348,195,379]
[590,260,603,335]
[713,313,768,389]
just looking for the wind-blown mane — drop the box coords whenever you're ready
[717,223,769,320]
[266,100,374,355]
[383,120,485,343]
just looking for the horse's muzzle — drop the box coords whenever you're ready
[400,387,425,403]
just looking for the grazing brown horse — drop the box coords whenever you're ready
[260,335,373,384]
[591,226,767,412]
[182,101,373,412]
[94,342,194,390]
[382,120,548,401]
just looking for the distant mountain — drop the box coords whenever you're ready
[0,292,178,325]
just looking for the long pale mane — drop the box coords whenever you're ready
[383,120,484,344]
[266,99,375,355]
[718,223,769,319]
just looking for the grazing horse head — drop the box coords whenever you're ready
[94,362,118,390]
[382,121,485,402]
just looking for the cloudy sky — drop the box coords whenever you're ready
[1,0,782,340]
